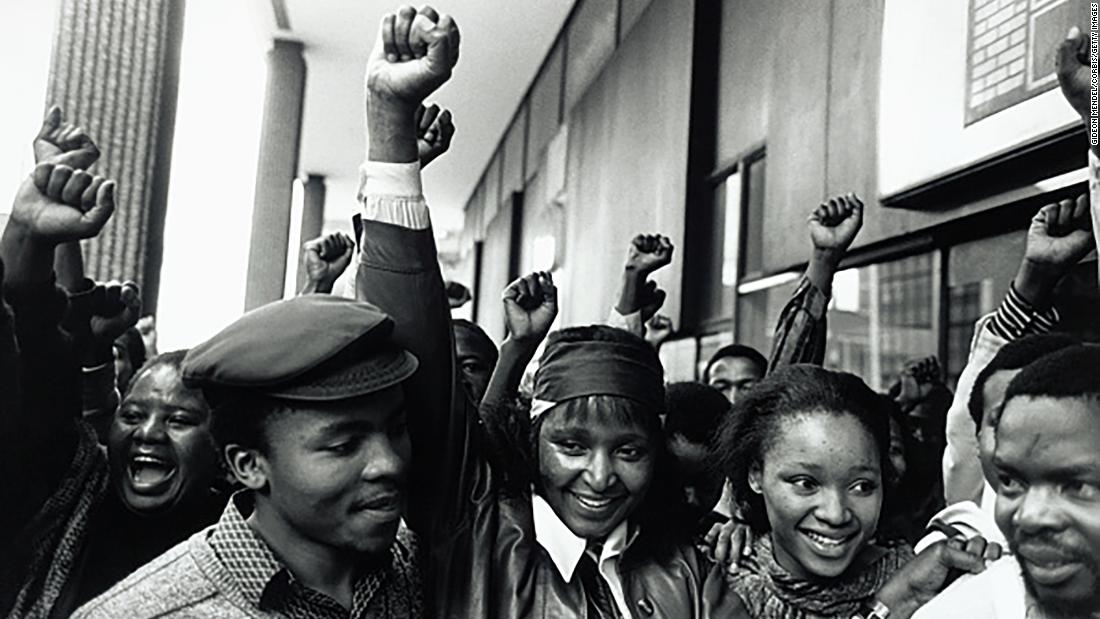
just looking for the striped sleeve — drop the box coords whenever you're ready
[985,282,1060,340]
[767,276,829,373]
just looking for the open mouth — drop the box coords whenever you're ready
[570,492,624,516]
[353,492,403,519]
[799,529,858,557]
[127,454,177,494]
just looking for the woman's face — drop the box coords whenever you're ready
[749,411,883,580]
[538,402,656,540]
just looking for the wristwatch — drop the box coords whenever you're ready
[852,600,891,619]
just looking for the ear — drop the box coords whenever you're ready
[224,444,269,491]
[747,462,763,495]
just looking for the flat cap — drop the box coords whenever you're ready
[182,294,418,401]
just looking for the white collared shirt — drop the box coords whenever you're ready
[532,493,636,618]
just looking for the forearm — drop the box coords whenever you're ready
[299,278,334,295]
[614,270,645,316]
[483,338,538,408]
[768,276,829,372]
[53,241,84,292]
[367,94,418,164]
[804,248,841,295]
[0,225,55,286]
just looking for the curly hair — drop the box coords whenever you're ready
[967,333,1078,428]
[710,364,892,534]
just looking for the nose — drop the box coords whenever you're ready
[134,414,167,444]
[582,449,618,493]
[1012,485,1064,533]
[360,434,408,482]
[813,488,851,527]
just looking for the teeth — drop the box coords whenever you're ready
[804,531,848,547]
[575,495,613,510]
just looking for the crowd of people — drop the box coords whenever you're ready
[0,5,1098,618]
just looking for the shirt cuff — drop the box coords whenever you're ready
[358,161,430,230]
[606,307,645,337]
[986,282,1059,340]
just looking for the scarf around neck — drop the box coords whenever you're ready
[728,533,914,618]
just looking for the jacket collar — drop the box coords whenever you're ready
[531,493,636,582]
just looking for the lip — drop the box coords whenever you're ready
[569,492,626,516]
[799,528,858,558]
[352,491,403,518]
[1017,545,1082,586]
[126,452,178,495]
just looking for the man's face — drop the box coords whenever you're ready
[454,327,496,404]
[538,404,655,540]
[254,386,410,555]
[994,396,1100,616]
[977,369,1018,488]
[707,357,763,404]
[108,363,219,514]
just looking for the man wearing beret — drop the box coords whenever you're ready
[72,294,424,618]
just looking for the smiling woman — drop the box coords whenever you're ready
[712,364,914,618]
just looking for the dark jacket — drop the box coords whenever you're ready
[356,219,740,618]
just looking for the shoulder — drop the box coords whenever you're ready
[912,557,1023,619]
[71,532,227,619]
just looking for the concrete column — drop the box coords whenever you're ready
[294,174,327,292]
[244,38,306,310]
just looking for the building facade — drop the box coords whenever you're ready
[459,0,1097,389]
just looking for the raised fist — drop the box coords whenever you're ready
[89,280,142,348]
[367,6,460,107]
[808,193,863,256]
[895,355,944,412]
[625,234,674,277]
[1056,26,1091,122]
[638,280,667,322]
[417,103,455,168]
[502,271,558,344]
[876,536,1001,614]
[302,231,355,293]
[11,162,116,244]
[1024,195,1093,271]
[644,314,674,349]
[34,106,100,169]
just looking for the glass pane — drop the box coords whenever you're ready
[526,40,564,178]
[741,156,766,277]
[660,337,699,383]
[736,252,938,391]
[946,231,1025,388]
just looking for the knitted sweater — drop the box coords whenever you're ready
[72,520,422,619]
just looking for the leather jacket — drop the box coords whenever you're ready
[356,220,740,618]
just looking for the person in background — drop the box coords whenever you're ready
[663,381,730,530]
[113,326,147,394]
[453,317,497,405]
[703,344,767,405]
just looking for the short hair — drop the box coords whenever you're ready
[704,344,767,382]
[206,389,289,454]
[453,318,498,362]
[126,349,189,395]
[664,382,730,444]
[114,327,147,370]
[711,364,892,533]
[967,333,1078,427]
[1003,344,1100,405]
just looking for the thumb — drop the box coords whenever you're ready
[937,541,987,575]
[37,105,61,139]
[1057,27,1087,75]
[52,144,99,169]
[120,281,143,323]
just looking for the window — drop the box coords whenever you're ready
[735,252,939,391]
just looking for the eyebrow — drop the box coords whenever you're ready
[786,462,878,475]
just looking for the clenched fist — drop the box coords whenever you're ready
[301,231,355,294]
[13,162,116,244]
[1024,195,1093,271]
[625,234,674,277]
[416,103,455,168]
[502,271,558,345]
[367,6,460,108]
[34,105,100,169]
[808,193,863,258]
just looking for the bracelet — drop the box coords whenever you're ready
[852,599,891,619]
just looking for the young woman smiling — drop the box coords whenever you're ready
[712,365,1001,618]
